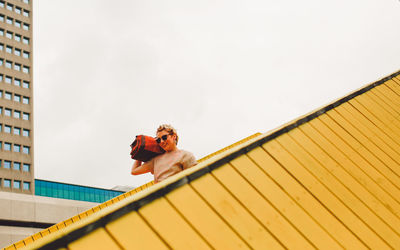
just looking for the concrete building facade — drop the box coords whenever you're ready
[0,0,34,195]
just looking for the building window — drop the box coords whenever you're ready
[13,180,21,189]
[23,0,29,4]
[4,125,11,133]
[0,29,3,36]
[15,48,21,56]
[0,107,2,114]
[4,160,11,168]
[0,58,3,66]
[22,113,29,120]
[0,90,2,97]
[4,143,11,151]
[14,110,21,119]
[15,20,21,28]
[5,60,12,68]
[23,146,29,154]
[23,164,30,172]
[6,45,12,53]
[23,51,29,59]
[6,17,13,25]
[6,3,12,11]
[23,23,29,30]
[15,7,21,14]
[0,74,2,81]
[14,94,21,102]
[23,37,29,44]
[0,43,2,50]
[0,14,4,22]
[15,34,21,42]
[5,92,12,100]
[23,10,29,17]
[14,144,20,152]
[14,63,21,71]
[23,96,29,104]
[5,108,11,116]
[23,66,29,73]
[4,179,11,188]
[23,81,29,88]
[13,162,20,170]
[0,1,4,8]
[14,127,21,135]
[23,129,29,137]
[6,31,12,39]
[0,124,2,131]
[5,76,12,84]
[14,78,21,86]
[23,182,30,190]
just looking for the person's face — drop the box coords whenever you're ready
[156,130,176,151]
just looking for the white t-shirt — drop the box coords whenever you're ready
[145,149,197,183]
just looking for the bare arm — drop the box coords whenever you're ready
[131,160,153,175]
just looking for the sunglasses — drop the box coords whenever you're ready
[155,134,169,144]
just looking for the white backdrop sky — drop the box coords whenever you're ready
[33,0,400,189]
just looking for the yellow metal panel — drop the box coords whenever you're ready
[68,228,121,250]
[374,84,400,111]
[318,114,400,190]
[354,94,400,139]
[339,102,400,166]
[246,147,366,249]
[309,117,400,203]
[299,121,400,214]
[349,98,400,156]
[285,128,400,237]
[105,211,169,250]
[22,237,33,246]
[13,241,24,249]
[367,91,400,122]
[263,139,390,249]
[190,173,284,249]
[217,159,323,249]
[385,79,400,96]
[165,183,249,249]
[139,197,211,250]
[327,109,400,177]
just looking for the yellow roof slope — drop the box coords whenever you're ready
[6,70,400,249]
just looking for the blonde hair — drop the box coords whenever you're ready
[157,124,179,145]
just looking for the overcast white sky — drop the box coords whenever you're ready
[33,0,400,189]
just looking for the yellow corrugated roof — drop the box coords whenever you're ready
[5,70,400,249]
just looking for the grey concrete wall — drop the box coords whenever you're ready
[0,191,98,248]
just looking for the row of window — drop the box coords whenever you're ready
[0,179,30,190]
[0,13,30,31]
[0,28,30,44]
[0,107,30,120]
[0,160,30,171]
[0,74,30,88]
[0,1,30,17]
[0,43,30,59]
[0,124,30,136]
[0,57,30,73]
[0,141,30,154]
[0,90,30,104]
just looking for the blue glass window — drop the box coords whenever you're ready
[4,160,11,169]
[14,180,21,189]
[5,76,12,83]
[4,179,11,188]
[23,113,29,120]
[14,94,21,102]
[23,129,29,137]
[5,92,11,100]
[14,78,21,86]
[14,34,21,42]
[4,143,11,151]
[23,164,30,172]
[23,51,29,59]
[5,108,11,116]
[14,144,21,152]
[13,162,20,170]
[14,127,20,135]
[23,182,30,190]
[23,81,29,88]
[4,125,11,133]
[23,97,29,104]
[14,111,21,119]
[23,146,29,154]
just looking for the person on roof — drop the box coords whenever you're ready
[131,124,197,183]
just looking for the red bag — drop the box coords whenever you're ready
[130,135,165,162]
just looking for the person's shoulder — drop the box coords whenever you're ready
[178,149,195,157]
